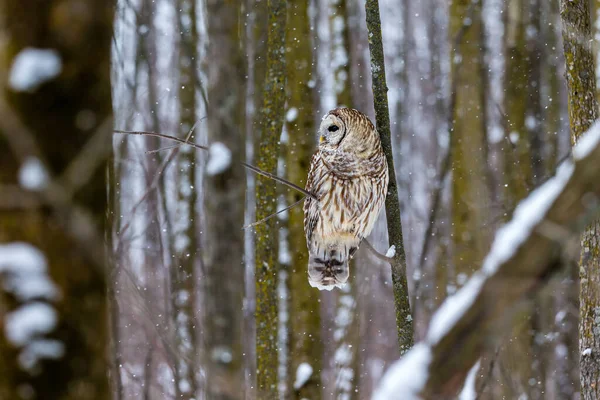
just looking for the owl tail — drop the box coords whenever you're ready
[307,246,357,291]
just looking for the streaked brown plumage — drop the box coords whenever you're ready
[304,107,388,290]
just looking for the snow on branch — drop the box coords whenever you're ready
[374,121,600,400]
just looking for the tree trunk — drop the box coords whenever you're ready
[170,0,200,397]
[204,0,246,398]
[560,1,600,398]
[0,0,113,398]
[365,0,414,354]
[375,120,600,399]
[254,0,287,397]
[285,0,322,398]
[449,0,491,282]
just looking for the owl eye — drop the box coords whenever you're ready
[334,268,344,274]
[328,125,339,132]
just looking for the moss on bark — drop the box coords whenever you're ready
[254,0,287,397]
[560,1,600,398]
[284,1,322,398]
[365,0,413,353]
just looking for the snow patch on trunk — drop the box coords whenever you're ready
[293,362,313,390]
[9,48,62,92]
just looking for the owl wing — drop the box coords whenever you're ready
[303,152,323,248]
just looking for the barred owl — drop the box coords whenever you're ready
[304,107,389,290]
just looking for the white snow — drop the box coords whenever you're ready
[482,161,573,275]
[277,270,289,397]
[572,120,600,160]
[427,274,485,343]
[385,245,396,258]
[18,157,49,191]
[19,338,64,370]
[293,362,313,390]
[373,344,432,400]
[427,160,574,343]
[582,348,592,356]
[9,48,62,92]
[206,142,232,175]
[0,242,58,301]
[458,360,480,400]
[4,302,57,346]
[375,131,594,397]
[178,379,191,393]
[286,107,299,122]
[210,346,233,364]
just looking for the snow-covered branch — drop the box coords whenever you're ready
[374,121,600,400]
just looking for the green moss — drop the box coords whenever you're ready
[560,1,600,397]
[365,0,413,353]
[284,1,323,398]
[449,0,491,277]
[254,0,287,396]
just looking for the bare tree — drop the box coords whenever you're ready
[253,0,287,397]
[560,1,600,398]
[375,121,600,400]
[365,0,414,354]
[203,0,247,399]
[284,0,322,398]
[169,0,200,397]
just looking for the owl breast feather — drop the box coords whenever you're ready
[305,153,388,251]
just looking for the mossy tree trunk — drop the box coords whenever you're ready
[284,1,322,398]
[170,0,199,397]
[0,0,113,398]
[505,0,533,204]
[560,1,600,398]
[449,0,490,283]
[365,0,414,354]
[492,1,545,397]
[204,0,246,399]
[254,0,287,397]
[377,125,600,397]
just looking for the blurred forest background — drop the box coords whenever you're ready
[1,0,600,399]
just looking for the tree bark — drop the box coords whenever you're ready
[204,0,246,399]
[254,0,287,397]
[365,0,414,354]
[284,1,322,398]
[0,0,113,398]
[449,0,491,282]
[560,1,600,398]
[170,0,200,397]
[375,121,600,400]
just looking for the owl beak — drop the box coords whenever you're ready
[319,135,325,143]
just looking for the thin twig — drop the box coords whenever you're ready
[243,197,305,229]
[114,129,208,150]
[362,239,396,265]
[146,144,181,154]
[114,129,318,200]
[240,161,316,200]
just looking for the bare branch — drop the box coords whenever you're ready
[240,161,316,200]
[243,197,305,230]
[114,128,318,200]
[114,129,208,150]
[361,239,396,265]
[374,121,600,399]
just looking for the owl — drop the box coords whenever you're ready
[303,107,389,290]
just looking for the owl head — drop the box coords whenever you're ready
[318,107,380,157]
[307,256,349,291]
